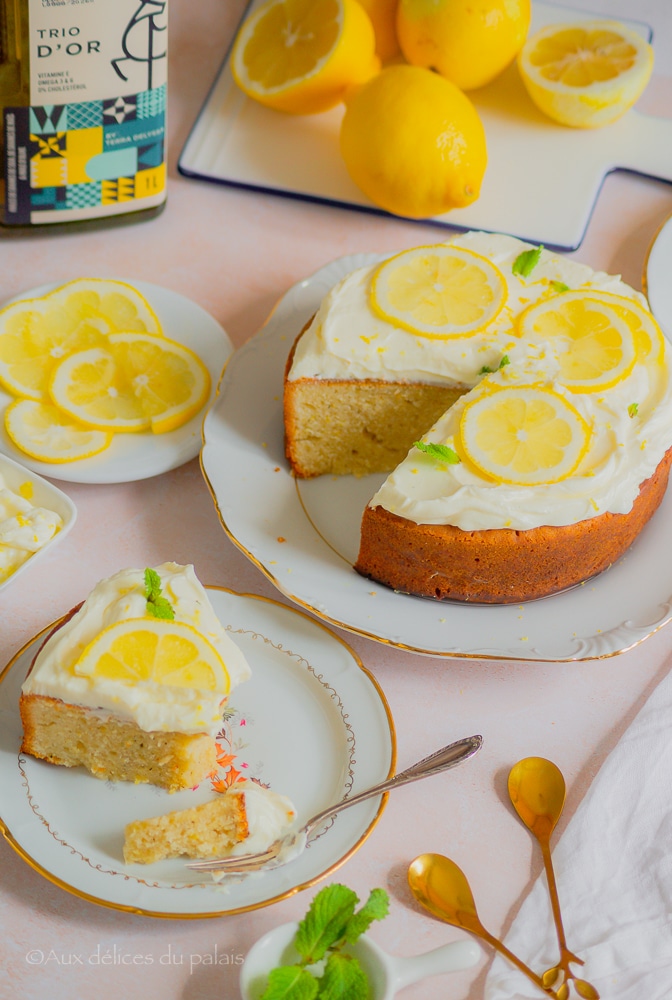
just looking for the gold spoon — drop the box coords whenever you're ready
[508,757,599,999]
[408,852,559,997]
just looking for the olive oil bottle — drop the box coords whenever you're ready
[0,0,167,231]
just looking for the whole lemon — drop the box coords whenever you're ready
[397,0,531,91]
[339,64,487,218]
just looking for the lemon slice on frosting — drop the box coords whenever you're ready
[73,618,230,693]
[370,245,507,338]
[517,292,636,392]
[460,385,591,486]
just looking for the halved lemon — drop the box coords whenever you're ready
[460,385,590,486]
[48,334,210,433]
[370,246,507,338]
[4,399,113,463]
[231,0,380,114]
[0,278,162,400]
[518,20,653,128]
[72,618,230,693]
[517,292,636,392]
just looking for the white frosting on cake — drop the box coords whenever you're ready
[230,780,297,857]
[0,482,62,583]
[22,563,252,735]
[288,232,672,531]
[288,232,642,387]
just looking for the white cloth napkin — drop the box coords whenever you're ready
[484,665,672,1000]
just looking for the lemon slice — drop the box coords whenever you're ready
[0,278,162,401]
[48,335,210,433]
[460,385,590,486]
[518,21,653,128]
[49,346,150,432]
[517,292,636,392]
[72,618,230,693]
[577,291,665,363]
[106,333,211,434]
[231,0,379,114]
[370,246,507,338]
[4,399,113,463]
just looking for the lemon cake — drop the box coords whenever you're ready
[20,563,251,790]
[284,232,672,602]
[123,779,297,864]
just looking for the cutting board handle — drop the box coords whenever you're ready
[613,112,672,183]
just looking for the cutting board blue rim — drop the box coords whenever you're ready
[177,1,657,253]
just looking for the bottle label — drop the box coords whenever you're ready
[4,0,168,225]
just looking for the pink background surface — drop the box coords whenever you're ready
[2,2,672,998]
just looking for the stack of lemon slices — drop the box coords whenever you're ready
[0,279,210,464]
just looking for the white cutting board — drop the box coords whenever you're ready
[178,1,672,251]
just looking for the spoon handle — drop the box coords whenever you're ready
[540,838,571,956]
[477,928,558,997]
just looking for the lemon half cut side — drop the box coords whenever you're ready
[518,20,654,128]
[370,245,507,338]
[72,618,231,694]
[231,0,379,114]
[460,385,591,486]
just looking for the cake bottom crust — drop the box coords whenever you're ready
[355,447,672,604]
[19,693,217,792]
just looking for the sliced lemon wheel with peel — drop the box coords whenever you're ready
[577,291,665,363]
[518,21,654,128]
[48,335,210,434]
[517,292,636,392]
[106,333,211,434]
[72,618,230,693]
[0,278,162,400]
[4,399,113,463]
[370,246,507,338]
[49,346,150,432]
[460,385,590,486]
[231,0,379,114]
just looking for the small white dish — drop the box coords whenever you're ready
[0,452,76,592]
[240,921,481,1000]
[0,279,233,484]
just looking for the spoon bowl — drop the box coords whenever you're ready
[408,852,557,995]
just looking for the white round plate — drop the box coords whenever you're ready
[0,280,232,484]
[0,588,395,917]
[645,212,672,343]
[201,256,672,662]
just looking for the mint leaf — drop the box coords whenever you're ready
[318,953,369,1000]
[343,888,390,943]
[479,354,510,375]
[414,441,460,464]
[512,245,543,278]
[261,965,319,1000]
[144,567,162,601]
[628,402,639,418]
[147,596,175,620]
[294,884,358,964]
[144,567,175,620]
[550,280,570,293]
